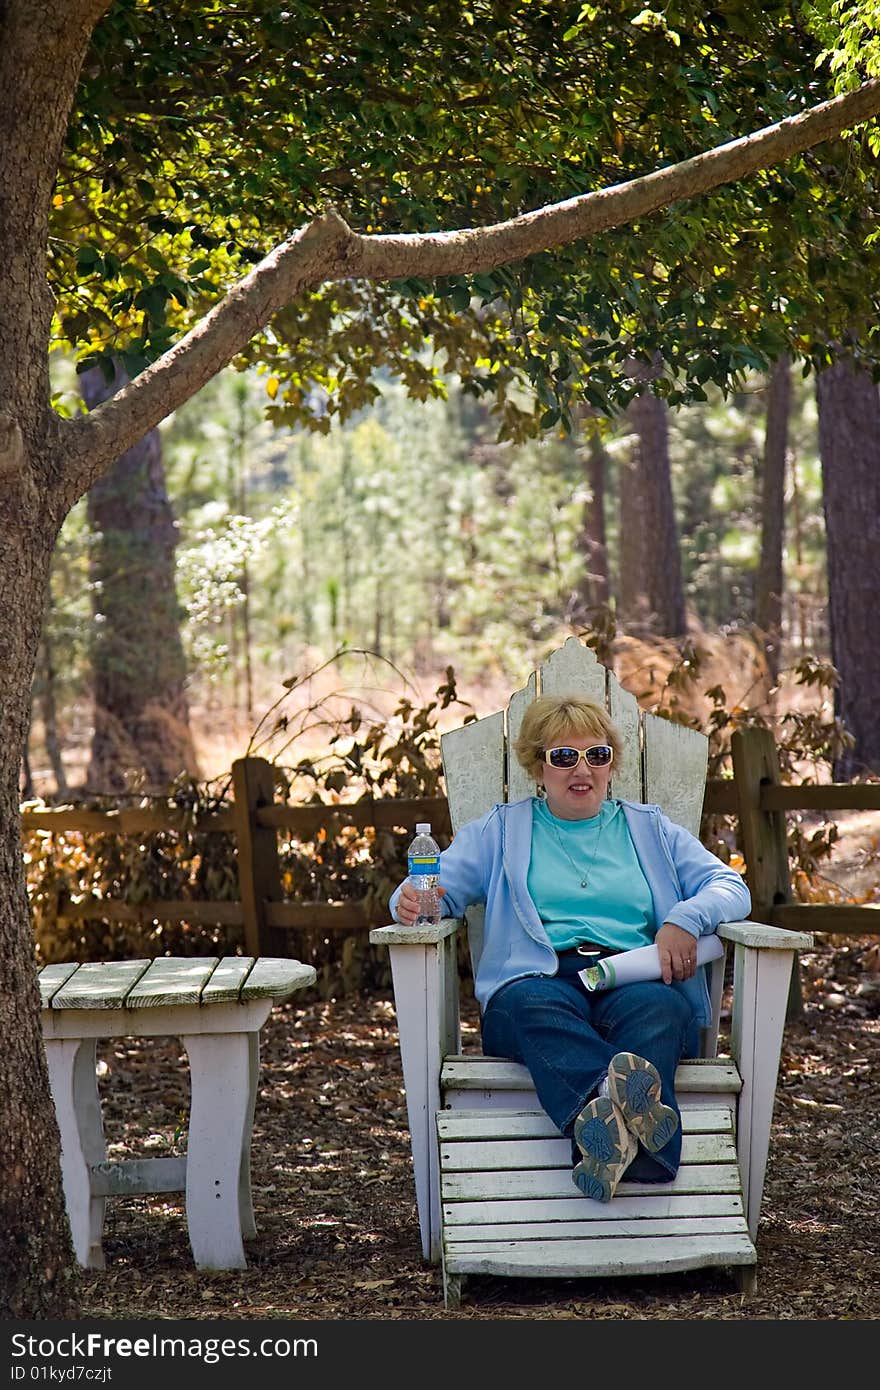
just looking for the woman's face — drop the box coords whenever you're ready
[538,731,613,821]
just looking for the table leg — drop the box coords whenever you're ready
[183,1031,253,1270]
[43,1037,107,1269]
[238,1031,259,1240]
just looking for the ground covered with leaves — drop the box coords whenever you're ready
[75,936,880,1322]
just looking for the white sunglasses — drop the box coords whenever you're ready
[543,745,614,770]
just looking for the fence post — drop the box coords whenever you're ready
[232,757,283,957]
[730,727,802,1017]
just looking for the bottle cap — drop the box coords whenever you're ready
[415,823,431,834]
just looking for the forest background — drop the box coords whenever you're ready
[31,353,833,796]
[24,339,880,1003]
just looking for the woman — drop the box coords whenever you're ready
[390,694,751,1203]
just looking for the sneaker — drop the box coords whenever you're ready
[571,1096,637,1202]
[606,1051,679,1154]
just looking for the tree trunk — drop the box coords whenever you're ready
[20,721,34,801]
[230,378,254,724]
[816,357,880,777]
[0,0,107,1317]
[0,532,77,1317]
[570,423,610,622]
[80,363,199,792]
[788,453,812,654]
[755,355,791,683]
[619,385,687,636]
[618,437,647,629]
[38,616,71,800]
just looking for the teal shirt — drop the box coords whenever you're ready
[529,798,655,952]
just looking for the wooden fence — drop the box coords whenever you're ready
[22,756,450,957]
[21,729,880,959]
[705,727,880,942]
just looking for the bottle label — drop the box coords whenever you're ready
[408,855,439,875]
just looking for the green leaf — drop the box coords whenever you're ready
[76,245,102,270]
[133,284,169,323]
[472,273,500,299]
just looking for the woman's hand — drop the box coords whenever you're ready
[656,922,699,984]
[394,881,447,926]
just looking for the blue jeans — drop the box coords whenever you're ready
[480,949,693,1181]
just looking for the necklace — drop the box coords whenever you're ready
[547,810,606,888]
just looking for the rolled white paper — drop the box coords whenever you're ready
[578,933,725,992]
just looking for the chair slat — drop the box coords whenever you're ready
[447,1215,750,1245]
[441,1055,741,1095]
[444,1191,745,1226]
[437,1106,733,1141]
[444,1233,756,1278]
[539,637,607,702]
[506,671,537,804]
[441,711,505,833]
[440,1131,736,1172]
[607,677,643,803]
[642,709,708,836]
[441,1163,744,1201]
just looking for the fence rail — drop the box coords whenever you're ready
[22,771,450,955]
[712,728,880,952]
[704,780,880,815]
[21,733,880,960]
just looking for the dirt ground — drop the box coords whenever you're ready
[73,929,880,1323]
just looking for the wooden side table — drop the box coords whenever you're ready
[39,955,316,1271]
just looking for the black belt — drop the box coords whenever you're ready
[557,942,614,961]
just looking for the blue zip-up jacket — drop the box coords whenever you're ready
[390,796,751,1025]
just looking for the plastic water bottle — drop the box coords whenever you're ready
[407,822,442,925]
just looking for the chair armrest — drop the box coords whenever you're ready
[369,917,462,946]
[368,914,463,1263]
[720,916,812,1239]
[717,919,813,951]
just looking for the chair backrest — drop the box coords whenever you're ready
[440,637,708,972]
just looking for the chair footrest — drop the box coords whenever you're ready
[445,1232,757,1279]
[438,1100,755,1282]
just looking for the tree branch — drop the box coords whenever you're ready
[354,79,880,279]
[60,77,880,498]
[58,211,355,498]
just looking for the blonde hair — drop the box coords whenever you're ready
[513,694,622,782]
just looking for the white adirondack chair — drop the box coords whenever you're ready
[371,638,812,1306]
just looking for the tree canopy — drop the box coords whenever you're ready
[54,1,880,437]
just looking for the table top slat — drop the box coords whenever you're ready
[38,956,315,1014]
[241,957,316,1000]
[200,957,256,1004]
[48,960,153,1010]
[125,957,220,1008]
[38,963,81,1008]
